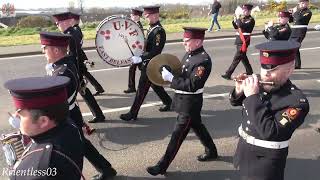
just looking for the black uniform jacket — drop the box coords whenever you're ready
[229,80,309,162]
[139,21,166,71]
[290,8,312,38]
[232,15,255,46]
[10,122,84,180]
[263,23,292,40]
[170,47,212,114]
[52,55,79,110]
[64,25,88,71]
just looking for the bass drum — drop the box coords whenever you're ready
[95,15,145,67]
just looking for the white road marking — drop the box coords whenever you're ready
[251,46,320,56]
[317,80,320,83]
[89,66,129,72]
[82,92,229,117]
[0,54,44,61]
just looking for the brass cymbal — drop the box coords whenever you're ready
[147,53,182,86]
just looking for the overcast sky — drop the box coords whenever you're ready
[2,0,215,9]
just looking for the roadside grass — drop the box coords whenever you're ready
[1,11,320,46]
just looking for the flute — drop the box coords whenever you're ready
[232,74,275,86]
[233,78,275,86]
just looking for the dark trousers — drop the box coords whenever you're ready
[289,37,305,68]
[130,70,172,116]
[128,64,137,90]
[83,70,104,92]
[80,87,104,118]
[157,112,216,170]
[225,45,253,76]
[70,106,112,172]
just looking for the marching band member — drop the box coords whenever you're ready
[230,41,309,180]
[53,12,106,123]
[147,27,218,176]
[263,11,292,41]
[124,8,144,94]
[222,4,255,80]
[5,76,85,179]
[40,32,117,180]
[289,0,312,69]
[120,6,172,121]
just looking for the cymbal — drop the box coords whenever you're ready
[147,53,182,86]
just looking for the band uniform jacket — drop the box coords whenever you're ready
[170,47,212,114]
[229,80,309,178]
[290,8,312,40]
[139,21,166,71]
[263,23,292,41]
[232,15,255,46]
[47,55,83,127]
[64,25,88,74]
[10,122,84,180]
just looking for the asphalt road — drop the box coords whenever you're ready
[0,32,319,180]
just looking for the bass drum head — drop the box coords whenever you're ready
[95,15,145,67]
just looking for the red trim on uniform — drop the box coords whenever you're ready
[166,116,191,167]
[12,89,67,109]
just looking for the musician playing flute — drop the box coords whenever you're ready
[263,11,292,41]
[221,4,255,80]
[230,41,309,180]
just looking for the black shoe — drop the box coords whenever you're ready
[120,112,137,121]
[92,167,117,180]
[88,116,106,123]
[295,66,301,69]
[197,151,218,162]
[123,88,136,93]
[146,165,166,176]
[221,74,231,80]
[93,90,105,96]
[159,104,171,112]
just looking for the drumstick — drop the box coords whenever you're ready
[123,37,135,56]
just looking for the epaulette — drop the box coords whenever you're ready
[53,64,68,76]
[14,143,53,170]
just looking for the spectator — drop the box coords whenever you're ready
[208,0,222,32]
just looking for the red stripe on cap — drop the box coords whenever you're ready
[260,53,296,65]
[183,32,204,39]
[40,38,69,47]
[144,9,159,14]
[12,89,67,109]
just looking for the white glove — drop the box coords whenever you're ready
[161,67,174,82]
[131,56,142,64]
[314,24,320,31]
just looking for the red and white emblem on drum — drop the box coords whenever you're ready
[95,15,145,67]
